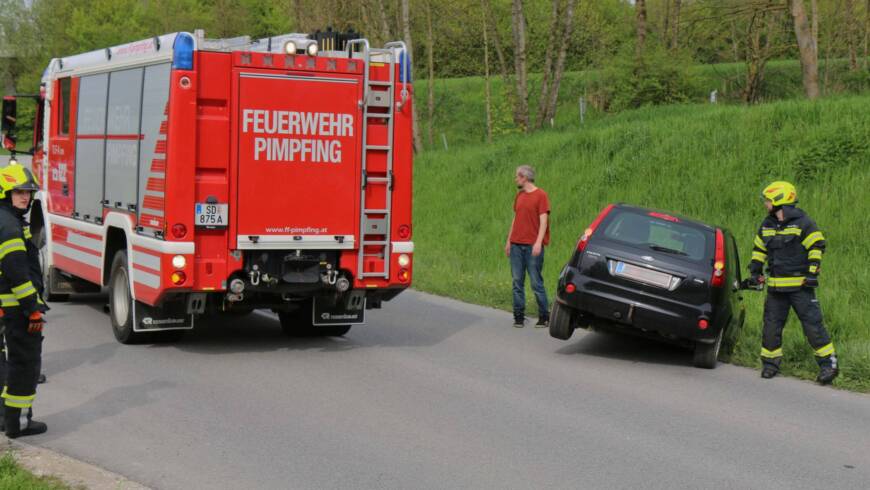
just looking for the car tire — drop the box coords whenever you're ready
[35,227,70,303]
[549,301,575,340]
[109,251,148,344]
[693,328,724,369]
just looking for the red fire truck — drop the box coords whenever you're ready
[0,30,414,343]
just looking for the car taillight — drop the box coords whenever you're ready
[576,204,615,252]
[698,318,709,330]
[711,228,725,288]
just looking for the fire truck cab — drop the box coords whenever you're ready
[0,30,414,343]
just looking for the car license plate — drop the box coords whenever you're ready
[613,261,672,289]
[195,203,228,228]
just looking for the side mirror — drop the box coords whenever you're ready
[2,96,18,151]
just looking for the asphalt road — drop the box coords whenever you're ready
[21,289,870,489]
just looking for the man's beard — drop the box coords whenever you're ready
[516,184,523,189]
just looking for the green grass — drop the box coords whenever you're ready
[414,58,870,150]
[0,452,74,490]
[413,94,870,392]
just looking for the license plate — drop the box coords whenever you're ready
[612,261,673,289]
[195,203,228,228]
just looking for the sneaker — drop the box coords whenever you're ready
[761,367,778,379]
[817,367,839,385]
[535,317,549,328]
[513,317,525,328]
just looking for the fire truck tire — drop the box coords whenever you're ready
[36,227,70,302]
[108,251,147,344]
[277,302,352,337]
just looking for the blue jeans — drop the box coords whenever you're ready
[510,243,549,319]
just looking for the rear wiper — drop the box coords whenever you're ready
[648,244,688,256]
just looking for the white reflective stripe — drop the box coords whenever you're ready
[50,214,105,237]
[132,249,161,271]
[133,268,161,289]
[237,235,355,250]
[67,232,103,253]
[392,241,414,253]
[53,243,102,268]
[130,234,194,255]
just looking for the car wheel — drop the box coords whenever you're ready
[109,251,147,344]
[549,301,575,340]
[693,328,724,369]
[36,227,70,302]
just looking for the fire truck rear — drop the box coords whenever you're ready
[0,30,414,343]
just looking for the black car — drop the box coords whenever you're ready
[549,204,745,368]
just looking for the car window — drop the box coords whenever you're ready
[601,210,710,261]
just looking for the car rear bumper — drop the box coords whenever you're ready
[558,267,722,343]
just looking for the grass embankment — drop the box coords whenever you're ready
[414,95,870,392]
[0,452,72,489]
[415,59,869,150]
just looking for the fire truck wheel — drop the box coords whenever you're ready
[36,227,70,302]
[277,303,351,337]
[108,250,146,344]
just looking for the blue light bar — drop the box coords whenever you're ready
[399,51,412,83]
[172,33,195,70]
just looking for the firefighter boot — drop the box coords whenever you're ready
[761,367,778,379]
[817,355,839,385]
[4,407,47,439]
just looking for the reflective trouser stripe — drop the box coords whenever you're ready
[752,251,767,262]
[1,386,35,408]
[808,249,822,260]
[761,347,783,358]
[815,343,835,358]
[809,265,818,274]
[768,277,805,288]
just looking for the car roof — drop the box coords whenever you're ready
[611,203,717,232]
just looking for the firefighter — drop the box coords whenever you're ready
[746,181,837,384]
[0,164,48,437]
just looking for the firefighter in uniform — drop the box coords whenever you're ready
[746,181,838,384]
[0,165,48,437]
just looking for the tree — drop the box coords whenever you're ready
[636,0,647,58]
[400,0,422,152]
[535,0,579,129]
[511,0,529,132]
[790,0,820,99]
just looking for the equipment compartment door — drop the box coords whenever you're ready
[235,71,362,250]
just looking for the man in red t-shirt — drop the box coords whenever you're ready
[504,165,550,328]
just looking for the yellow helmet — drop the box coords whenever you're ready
[762,181,797,207]
[0,164,40,199]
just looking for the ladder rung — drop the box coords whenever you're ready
[364,209,389,214]
[361,241,387,246]
[366,177,389,183]
[366,145,390,151]
[369,81,392,86]
[360,272,388,278]
[366,113,392,119]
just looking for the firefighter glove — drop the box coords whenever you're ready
[742,274,765,291]
[27,312,44,333]
[804,276,819,288]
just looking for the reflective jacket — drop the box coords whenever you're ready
[749,206,825,292]
[0,202,46,315]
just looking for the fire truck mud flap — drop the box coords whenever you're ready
[133,301,194,332]
[312,291,366,326]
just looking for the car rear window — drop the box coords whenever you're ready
[600,210,710,261]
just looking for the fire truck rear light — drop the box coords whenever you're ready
[171,223,187,239]
[565,283,576,293]
[306,43,319,56]
[179,76,191,89]
[172,255,186,269]
[397,225,411,239]
[172,32,195,70]
[170,271,186,285]
[398,268,410,283]
[283,41,297,55]
[397,254,410,267]
[698,318,709,330]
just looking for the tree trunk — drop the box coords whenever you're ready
[535,0,563,130]
[426,0,435,146]
[845,0,859,70]
[373,0,392,43]
[482,0,511,82]
[542,0,578,125]
[731,19,740,62]
[671,0,682,50]
[636,0,647,58]
[865,0,870,69]
[790,0,820,99]
[511,0,529,132]
[400,0,422,153]
[482,3,493,143]
[663,0,671,43]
